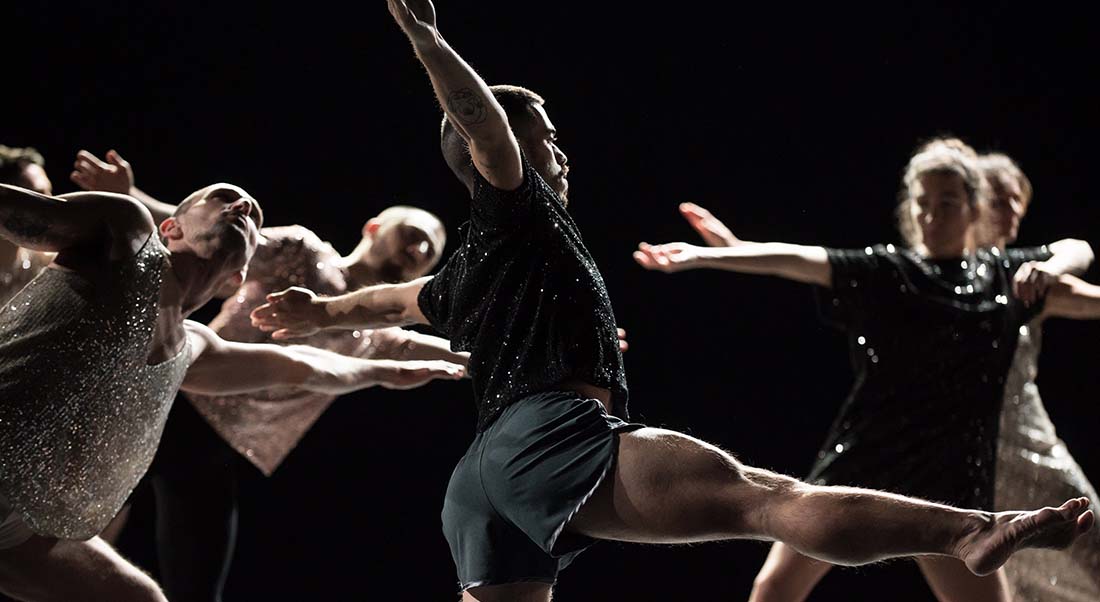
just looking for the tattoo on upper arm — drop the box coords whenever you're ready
[2,213,49,241]
[447,89,488,126]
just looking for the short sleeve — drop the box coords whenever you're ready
[416,268,451,335]
[469,154,541,236]
[1002,245,1053,277]
[815,246,889,330]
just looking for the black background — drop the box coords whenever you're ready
[7,2,1099,600]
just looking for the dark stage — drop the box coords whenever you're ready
[7,2,1100,599]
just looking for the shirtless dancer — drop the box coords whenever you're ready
[0,182,463,601]
[72,149,464,601]
[249,2,1094,600]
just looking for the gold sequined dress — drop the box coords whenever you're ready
[185,226,404,476]
[994,321,1100,600]
[0,234,191,540]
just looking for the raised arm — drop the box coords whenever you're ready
[71,149,178,224]
[387,0,522,191]
[250,276,431,340]
[181,320,463,396]
[1041,275,1100,320]
[0,184,152,258]
[635,204,831,286]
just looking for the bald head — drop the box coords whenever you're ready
[363,205,447,282]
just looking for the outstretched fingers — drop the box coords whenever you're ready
[617,327,629,352]
[634,242,689,272]
[70,149,132,194]
[679,202,739,247]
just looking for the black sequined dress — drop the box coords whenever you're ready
[808,244,1050,510]
[418,156,628,431]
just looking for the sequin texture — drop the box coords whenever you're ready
[808,244,1050,509]
[995,322,1100,601]
[0,248,52,306]
[0,235,191,540]
[418,156,628,431]
[185,226,400,475]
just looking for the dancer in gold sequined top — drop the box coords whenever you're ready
[0,181,464,601]
[72,148,467,602]
[977,153,1100,602]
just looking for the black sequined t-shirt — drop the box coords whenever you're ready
[418,157,629,431]
[808,244,1052,509]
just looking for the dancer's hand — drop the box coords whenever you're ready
[617,328,629,352]
[679,202,743,247]
[1013,261,1058,307]
[250,287,330,339]
[633,242,706,273]
[70,150,133,194]
[388,0,439,46]
[369,359,465,390]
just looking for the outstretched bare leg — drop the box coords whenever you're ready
[566,428,1093,573]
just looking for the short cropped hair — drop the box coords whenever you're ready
[440,85,545,192]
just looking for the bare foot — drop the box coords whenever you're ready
[960,497,1094,576]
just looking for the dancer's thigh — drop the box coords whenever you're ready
[566,427,766,543]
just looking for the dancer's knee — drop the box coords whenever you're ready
[731,467,809,538]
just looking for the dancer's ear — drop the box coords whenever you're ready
[159,217,183,241]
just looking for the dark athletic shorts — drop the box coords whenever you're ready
[442,390,644,591]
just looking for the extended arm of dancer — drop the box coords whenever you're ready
[0,184,151,255]
[71,149,177,223]
[1013,239,1095,305]
[636,202,830,285]
[1045,238,1094,275]
[249,277,431,339]
[635,241,831,286]
[635,203,831,286]
[1040,275,1100,320]
[370,327,469,366]
[388,0,522,191]
[181,320,463,395]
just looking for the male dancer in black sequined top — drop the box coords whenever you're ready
[251,1,1095,599]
